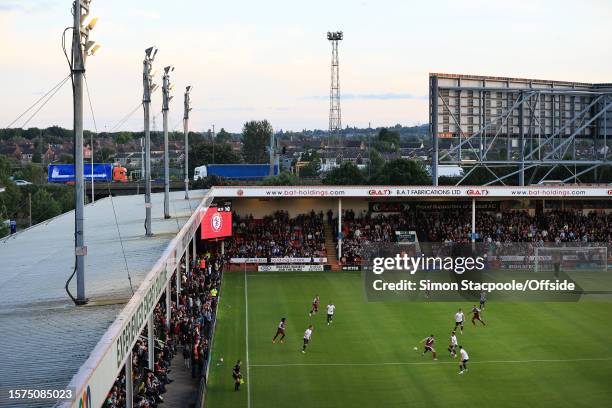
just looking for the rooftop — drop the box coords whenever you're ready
[0,190,206,407]
[429,72,598,87]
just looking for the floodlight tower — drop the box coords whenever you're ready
[183,86,192,200]
[71,0,100,305]
[162,66,174,219]
[143,46,159,236]
[327,31,343,153]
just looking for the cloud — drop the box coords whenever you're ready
[303,92,427,101]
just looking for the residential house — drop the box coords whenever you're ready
[0,144,21,161]
[19,145,35,163]
[319,148,370,172]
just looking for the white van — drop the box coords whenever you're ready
[193,165,207,181]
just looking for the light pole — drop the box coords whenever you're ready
[90,132,94,203]
[162,65,174,219]
[269,131,275,176]
[212,124,215,163]
[327,31,343,156]
[71,0,99,305]
[183,86,192,199]
[143,46,158,236]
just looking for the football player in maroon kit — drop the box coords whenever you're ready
[471,305,486,326]
[309,295,320,317]
[272,317,287,344]
[422,334,438,360]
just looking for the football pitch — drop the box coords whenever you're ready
[205,271,612,408]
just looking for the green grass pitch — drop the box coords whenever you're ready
[205,271,612,408]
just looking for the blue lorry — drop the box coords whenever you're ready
[193,164,279,181]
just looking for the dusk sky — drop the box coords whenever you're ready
[1,0,611,133]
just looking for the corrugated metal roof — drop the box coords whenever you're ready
[0,190,206,408]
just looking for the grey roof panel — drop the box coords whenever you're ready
[0,190,206,408]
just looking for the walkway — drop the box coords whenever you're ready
[162,349,200,408]
[324,223,340,270]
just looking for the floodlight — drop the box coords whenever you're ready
[186,85,192,93]
[88,44,101,56]
[164,65,174,73]
[84,16,98,30]
[85,40,100,55]
[145,46,158,60]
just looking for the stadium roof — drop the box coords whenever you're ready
[429,72,601,88]
[0,190,207,408]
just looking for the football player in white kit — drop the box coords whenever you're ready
[302,325,314,353]
[454,308,465,334]
[458,346,469,374]
[326,302,336,325]
[448,331,458,358]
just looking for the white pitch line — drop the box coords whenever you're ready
[244,270,252,408]
[250,357,612,368]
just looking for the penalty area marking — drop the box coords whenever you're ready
[249,357,612,368]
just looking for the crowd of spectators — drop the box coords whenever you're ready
[215,208,611,265]
[339,210,611,264]
[224,210,327,259]
[103,249,223,408]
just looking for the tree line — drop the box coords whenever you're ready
[0,156,75,237]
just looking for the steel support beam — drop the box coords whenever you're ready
[148,314,154,371]
[125,351,133,408]
[430,75,439,185]
[518,91,525,186]
[338,198,342,260]
[165,281,171,330]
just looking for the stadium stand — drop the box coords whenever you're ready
[104,249,223,408]
[221,209,610,265]
[338,209,611,264]
[224,210,327,259]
